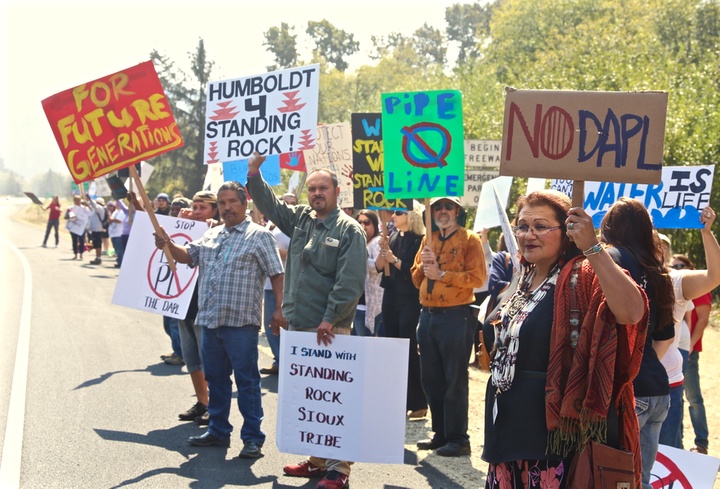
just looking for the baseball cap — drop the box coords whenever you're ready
[156,193,169,202]
[95,197,105,205]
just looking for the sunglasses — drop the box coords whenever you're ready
[393,210,407,215]
[358,219,372,226]
[432,202,455,211]
[670,263,687,270]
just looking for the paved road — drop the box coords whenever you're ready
[0,199,483,488]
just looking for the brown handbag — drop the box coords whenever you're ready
[567,441,635,489]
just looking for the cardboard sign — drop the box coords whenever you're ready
[112,212,208,319]
[551,165,714,229]
[473,176,513,231]
[465,139,501,168]
[24,192,43,205]
[461,169,501,208]
[277,330,409,463]
[304,122,354,208]
[42,61,183,184]
[351,113,412,211]
[650,444,720,488]
[382,90,465,199]
[500,89,667,184]
[204,64,320,163]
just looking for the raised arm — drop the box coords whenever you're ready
[681,207,720,301]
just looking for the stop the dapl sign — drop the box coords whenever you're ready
[112,212,209,319]
[500,89,667,185]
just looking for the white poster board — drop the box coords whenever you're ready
[650,444,720,488]
[461,169,500,208]
[473,176,513,231]
[304,122,354,208]
[492,183,521,273]
[526,177,547,195]
[112,212,209,318]
[204,64,320,163]
[277,331,409,463]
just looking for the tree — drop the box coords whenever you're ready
[264,22,299,71]
[306,19,359,72]
[445,1,496,65]
[148,39,214,197]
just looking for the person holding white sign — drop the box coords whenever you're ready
[247,154,366,489]
[482,190,648,489]
[153,181,285,460]
[411,197,487,457]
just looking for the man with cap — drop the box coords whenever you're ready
[170,196,192,218]
[411,196,486,457]
[156,193,171,216]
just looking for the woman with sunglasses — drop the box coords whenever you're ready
[375,205,428,418]
[353,209,383,337]
[482,191,648,488]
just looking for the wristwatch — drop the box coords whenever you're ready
[393,257,399,264]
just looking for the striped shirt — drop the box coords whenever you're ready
[187,218,283,329]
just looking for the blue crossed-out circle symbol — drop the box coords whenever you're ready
[401,122,452,168]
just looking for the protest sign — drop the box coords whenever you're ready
[202,163,224,193]
[461,169,501,208]
[465,139,501,168]
[279,151,306,171]
[492,183,521,273]
[500,89,667,184]
[24,192,43,205]
[304,122,354,208]
[112,212,208,319]
[473,176,513,231]
[204,64,320,164]
[351,113,412,211]
[223,156,281,186]
[42,61,183,184]
[382,90,465,199]
[277,330,409,463]
[551,165,714,228]
[526,177,547,195]
[650,444,720,488]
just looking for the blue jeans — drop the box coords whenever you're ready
[203,326,264,445]
[416,306,475,445]
[263,289,280,366]
[352,308,372,336]
[111,236,126,265]
[163,316,182,357]
[636,394,670,489]
[659,382,684,448]
[684,350,709,449]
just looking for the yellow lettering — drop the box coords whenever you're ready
[148,93,170,119]
[90,82,111,107]
[72,85,90,112]
[57,114,76,148]
[107,108,133,128]
[109,73,134,99]
[84,108,106,137]
[68,150,91,181]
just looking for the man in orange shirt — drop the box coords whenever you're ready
[411,196,487,457]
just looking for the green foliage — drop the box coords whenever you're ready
[264,22,299,71]
[306,20,360,72]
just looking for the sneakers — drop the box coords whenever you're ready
[691,445,708,454]
[195,411,210,426]
[89,258,102,265]
[179,402,207,421]
[238,441,263,459]
[160,352,174,360]
[408,408,427,419]
[436,442,471,457]
[317,470,349,489]
[260,364,279,375]
[164,354,185,366]
[41,244,47,248]
[283,460,327,477]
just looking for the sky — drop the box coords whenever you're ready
[0,0,462,180]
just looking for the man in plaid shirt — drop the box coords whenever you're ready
[154,181,284,459]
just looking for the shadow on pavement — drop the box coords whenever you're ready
[73,363,187,390]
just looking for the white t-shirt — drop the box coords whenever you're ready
[108,209,126,238]
[678,301,694,352]
[661,270,689,384]
[264,223,290,290]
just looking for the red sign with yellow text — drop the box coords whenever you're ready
[42,61,183,184]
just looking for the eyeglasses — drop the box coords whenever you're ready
[432,202,455,211]
[393,210,407,215]
[512,224,563,237]
[670,263,687,270]
[358,219,372,226]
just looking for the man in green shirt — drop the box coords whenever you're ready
[247,153,366,489]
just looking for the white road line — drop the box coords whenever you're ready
[0,236,32,489]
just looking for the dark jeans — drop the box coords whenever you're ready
[684,350,709,449]
[382,293,425,411]
[163,316,182,357]
[70,232,85,255]
[203,326,265,445]
[263,289,280,366]
[43,219,59,246]
[111,236,126,265]
[417,305,475,444]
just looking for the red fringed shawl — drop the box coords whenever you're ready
[546,256,648,489]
